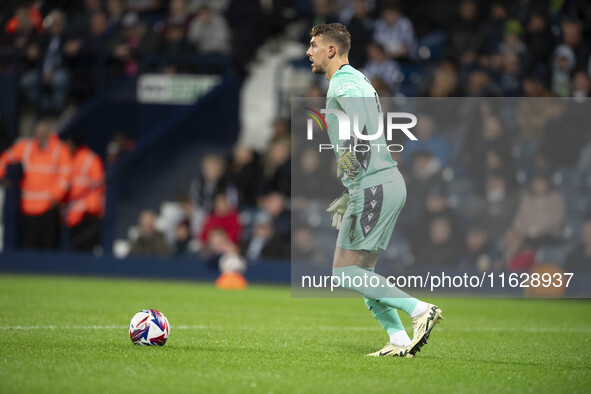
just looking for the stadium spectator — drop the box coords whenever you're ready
[129,209,170,256]
[461,226,498,272]
[497,52,522,96]
[191,153,237,213]
[292,227,325,263]
[0,121,71,249]
[564,221,591,273]
[109,12,148,76]
[402,113,447,168]
[297,147,337,199]
[225,145,262,208]
[241,213,288,260]
[481,0,509,56]
[503,229,536,273]
[126,0,164,15]
[200,227,235,269]
[64,136,105,252]
[551,44,576,97]
[402,151,445,229]
[199,193,241,245]
[187,4,230,54]
[363,41,400,93]
[187,0,229,14]
[4,2,43,36]
[261,136,291,196]
[470,175,519,243]
[5,4,39,64]
[572,70,590,100]
[160,192,204,245]
[445,0,484,67]
[106,0,126,32]
[410,187,462,259]
[346,0,374,68]
[64,11,114,99]
[20,9,70,114]
[153,19,195,73]
[498,19,526,59]
[414,216,463,267]
[559,18,590,72]
[372,1,416,60]
[69,0,105,37]
[173,219,193,256]
[423,60,460,97]
[259,191,290,242]
[165,0,193,33]
[511,173,565,244]
[536,99,587,169]
[463,113,515,194]
[523,11,554,75]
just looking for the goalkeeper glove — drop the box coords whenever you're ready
[326,189,349,230]
[336,148,361,180]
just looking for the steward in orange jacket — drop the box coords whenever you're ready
[0,121,71,249]
[65,137,105,251]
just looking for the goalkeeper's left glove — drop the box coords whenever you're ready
[326,189,349,230]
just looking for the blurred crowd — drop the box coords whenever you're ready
[0,0,284,115]
[0,0,590,275]
[127,128,292,267]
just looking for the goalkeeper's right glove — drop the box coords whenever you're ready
[326,189,349,230]
[336,149,360,180]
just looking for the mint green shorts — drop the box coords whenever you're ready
[336,175,406,254]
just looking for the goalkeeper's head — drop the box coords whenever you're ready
[307,23,351,78]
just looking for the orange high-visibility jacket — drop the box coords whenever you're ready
[0,133,71,215]
[65,146,105,227]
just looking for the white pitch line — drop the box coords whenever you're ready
[1,325,590,333]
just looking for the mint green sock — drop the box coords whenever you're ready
[362,268,404,336]
[333,265,419,316]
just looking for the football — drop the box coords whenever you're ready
[129,309,170,346]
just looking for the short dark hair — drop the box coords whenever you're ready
[310,23,351,55]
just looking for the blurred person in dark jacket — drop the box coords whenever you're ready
[225,145,262,208]
[129,209,171,256]
[460,226,499,272]
[346,0,374,68]
[109,12,148,77]
[410,188,462,260]
[241,214,288,260]
[63,11,115,99]
[191,153,237,213]
[21,9,70,114]
[536,99,586,168]
[414,216,463,267]
[261,136,291,196]
[259,191,290,242]
[470,175,519,243]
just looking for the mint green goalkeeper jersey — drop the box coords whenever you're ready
[325,65,399,191]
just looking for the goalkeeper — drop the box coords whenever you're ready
[306,23,443,358]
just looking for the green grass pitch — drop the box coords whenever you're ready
[1,274,590,393]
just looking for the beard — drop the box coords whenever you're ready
[311,63,325,74]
